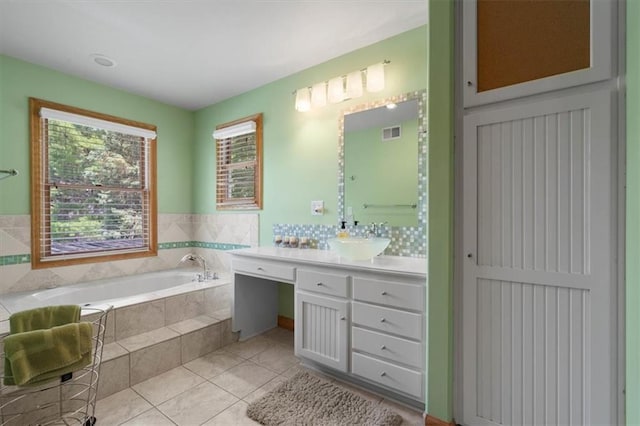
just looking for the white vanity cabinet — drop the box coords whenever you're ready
[230,247,426,405]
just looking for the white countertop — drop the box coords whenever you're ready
[229,247,426,278]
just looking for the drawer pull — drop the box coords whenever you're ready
[316,282,323,286]
[381,291,387,295]
[257,267,265,271]
[340,316,346,321]
[380,318,386,323]
[380,372,387,377]
[380,345,386,350]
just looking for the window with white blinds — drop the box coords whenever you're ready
[30,98,158,268]
[214,113,263,210]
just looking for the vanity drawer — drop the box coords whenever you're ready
[352,352,423,399]
[353,277,423,311]
[352,327,422,369]
[352,302,422,340]
[232,258,295,283]
[297,269,349,298]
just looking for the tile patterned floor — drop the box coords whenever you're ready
[95,327,424,425]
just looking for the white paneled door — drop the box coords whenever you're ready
[461,90,617,425]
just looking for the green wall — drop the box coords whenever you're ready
[0,55,194,215]
[344,118,419,227]
[192,26,428,243]
[427,0,454,421]
[627,0,640,424]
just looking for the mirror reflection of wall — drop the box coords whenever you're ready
[343,99,419,227]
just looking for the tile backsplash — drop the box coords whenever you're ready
[272,223,426,258]
[0,214,257,295]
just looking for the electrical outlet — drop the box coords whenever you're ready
[311,200,324,216]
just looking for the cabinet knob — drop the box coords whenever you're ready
[381,345,386,350]
[316,282,323,286]
[380,372,387,377]
[466,81,473,87]
[340,316,346,321]
[380,318,386,323]
[381,291,387,296]
[257,267,265,271]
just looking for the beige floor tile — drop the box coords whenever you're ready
[157,381,238,426]
[132,366,205,405]
[94,388,153,425]
[242,376,286,404]
[201,400,260,426]
[263,327,294,346]
[224,335,273,359]
[183,349,244,379]
[249,342,298,373]
[210,361,278,398]
[379,399,425,426]
[120,407,176,425]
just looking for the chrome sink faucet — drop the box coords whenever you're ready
[367,222,388,238]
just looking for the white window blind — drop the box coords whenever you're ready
[35,103,156,262]
[216,133,257,206]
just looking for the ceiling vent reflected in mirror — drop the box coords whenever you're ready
[382,125,401,141]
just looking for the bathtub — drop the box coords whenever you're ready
[0,268,231,314]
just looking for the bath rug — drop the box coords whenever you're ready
[246,371,403,426]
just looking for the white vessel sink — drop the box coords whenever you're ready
[327,237,391,261]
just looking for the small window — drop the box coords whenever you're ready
[30,98,158,268]
[214,113,263,210]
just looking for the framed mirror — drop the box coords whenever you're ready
[338,90,426,242]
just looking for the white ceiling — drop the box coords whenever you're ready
[0,1,427,111]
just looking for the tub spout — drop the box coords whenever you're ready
[179,253,207,277]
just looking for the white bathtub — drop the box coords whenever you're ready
[0,269,230,314]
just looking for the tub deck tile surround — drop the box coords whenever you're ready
[130,337,182,385]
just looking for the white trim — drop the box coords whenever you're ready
[212,121,256,139]
[40,108,156,139]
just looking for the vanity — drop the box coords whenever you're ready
[230,247,426,407]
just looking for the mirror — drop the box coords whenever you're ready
[338,90,426,229]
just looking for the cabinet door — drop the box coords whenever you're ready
[462,0,613,107]
[295,291,349,372]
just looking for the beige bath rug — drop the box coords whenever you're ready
[246,371,403,426]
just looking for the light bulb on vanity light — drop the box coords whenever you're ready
[366,62,385,92]
[311,82,327,108]
[295,87,311,112]
[345,70,363,99]
[327,77,345,103]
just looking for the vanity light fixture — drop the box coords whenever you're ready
[212,120,256,139]
[293,60,390,112]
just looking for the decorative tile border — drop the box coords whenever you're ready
[272,224,426,258]
[0,254,31,266]
[0,241,249,267]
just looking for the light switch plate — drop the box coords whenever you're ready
[311,200,324,216]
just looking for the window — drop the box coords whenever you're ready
[30,98,157,268]
[214,113,263,210]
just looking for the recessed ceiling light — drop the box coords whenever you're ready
[90,54,117,68]
[386,103,397,110]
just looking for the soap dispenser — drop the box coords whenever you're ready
[337,221,349,238]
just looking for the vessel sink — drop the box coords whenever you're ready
[327,237,391,261]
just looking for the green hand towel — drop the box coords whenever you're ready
[9,305,81,334]
[4,322,93,387]
[4,305,82,386]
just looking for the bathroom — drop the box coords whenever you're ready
[0,1,447,424]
